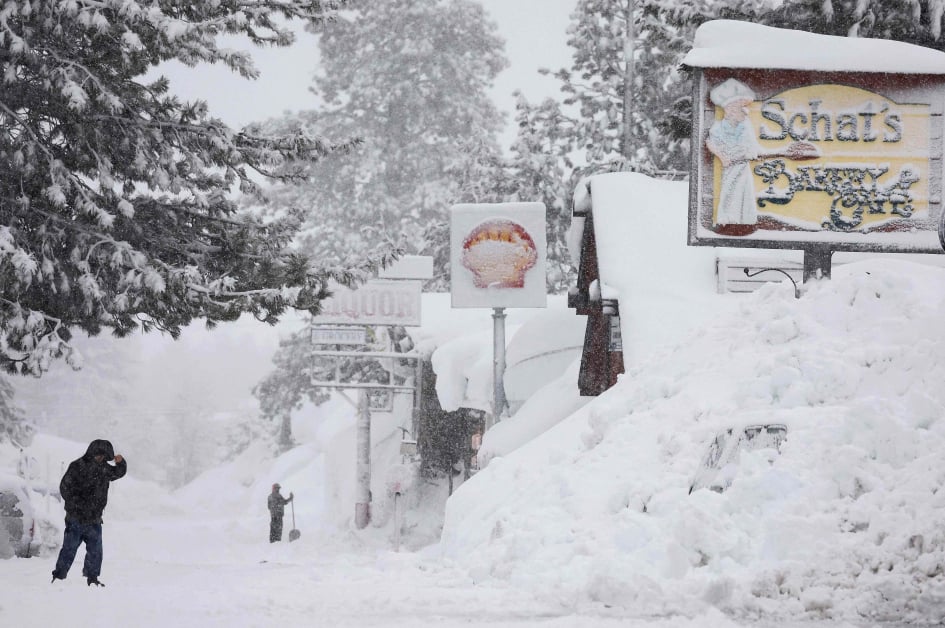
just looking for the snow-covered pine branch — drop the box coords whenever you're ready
[0,0,358,375]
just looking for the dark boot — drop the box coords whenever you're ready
[51,571,65,583]
[87,577,104,587]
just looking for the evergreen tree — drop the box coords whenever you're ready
[762,0,945,45]
[505,95,579,293]
[0,375,31,444]
[252,0,509,429]
[254,0,508,290]
[0,0,392,377]
[542,0,704,174]
[503,0,717,293]
[253,326,334,427]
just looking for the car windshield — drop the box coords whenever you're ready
[690,424,788,494]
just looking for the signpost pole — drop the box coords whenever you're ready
[491,306,508,429]
[450,203,547,428]
[355,388,371,529]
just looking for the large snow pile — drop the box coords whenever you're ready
[440,258,945,624]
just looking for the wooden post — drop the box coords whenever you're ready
[803,246,833,282]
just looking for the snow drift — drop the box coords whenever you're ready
[439,259,945,624]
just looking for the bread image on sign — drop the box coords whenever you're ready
[461,219,538,289]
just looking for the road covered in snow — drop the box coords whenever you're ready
[4,506,877,627]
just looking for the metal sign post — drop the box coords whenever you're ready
[354,389,371,530]
[490,307,508,430]
[307,343,419,531]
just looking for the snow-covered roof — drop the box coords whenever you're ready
[683,20,945,75]
[411,293,578,413]
[584,173,732,362]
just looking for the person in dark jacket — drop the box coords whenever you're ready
[51,439,127,586]
[267,483,293,543]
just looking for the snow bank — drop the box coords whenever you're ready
[440,259,945,623]
[477,360,590,469]
[503,308,585,411]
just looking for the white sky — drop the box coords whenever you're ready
[158,0,577,148]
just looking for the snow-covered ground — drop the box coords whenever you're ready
[1,426,892,627]
[3,513,856,627]
[0,429,789,627]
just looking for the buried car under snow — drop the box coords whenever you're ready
[0,471,35,558]
[689,423,788,494]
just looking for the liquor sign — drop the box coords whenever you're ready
[684,23,945,254]
[310,326,367,346]
[450,202,547,308]
[310,279,422,327]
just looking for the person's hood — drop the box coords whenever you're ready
[83,439,115,461]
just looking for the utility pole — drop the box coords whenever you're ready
[355,389,371,529]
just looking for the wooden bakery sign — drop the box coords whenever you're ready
[685,65,945,254]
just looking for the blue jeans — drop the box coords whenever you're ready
[53,520,103,579]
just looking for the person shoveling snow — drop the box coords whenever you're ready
[266,483,294,543]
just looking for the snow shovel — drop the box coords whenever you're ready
[288,499,300,542]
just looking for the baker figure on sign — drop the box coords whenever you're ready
[706,78,819,234]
